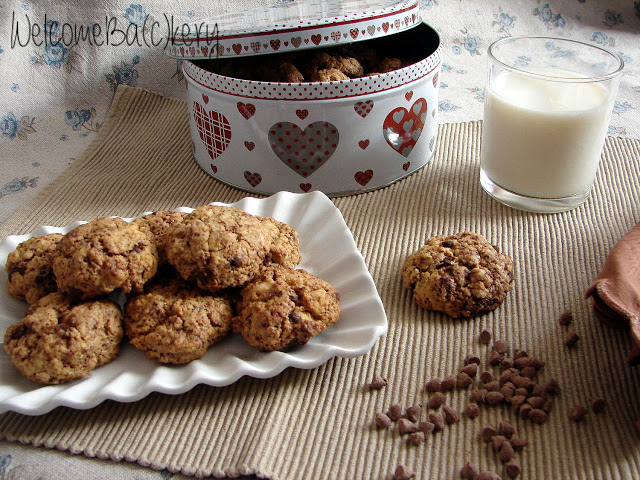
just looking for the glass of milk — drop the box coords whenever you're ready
[479,36,624,213]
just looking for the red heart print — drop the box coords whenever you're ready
[405,91,413,102]
[296,109,309,120]
[193,101,231,160]
[358,139,370,150]
[350,28,359,39]
[402,162,410,171]
[331,31,340,42]
[202,94,209,104]
[201,46,209,57]
[354,100,374,118]
[269,121,339,178]
[189,47,195,56]
[354,170,373,186]
[383,98,428,158]
[291,37,302,48]
[270,39,280,50]
[232,44,242,54]
[382,22,389,32]
[250,41,261,53]
[244,141,255,151]
[210,164,218,174]
[300,183,312,192]
[311,34,321,45]
[237,102,256,119]
[244,171,262,187]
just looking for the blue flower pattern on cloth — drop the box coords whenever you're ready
[0,0,638,220]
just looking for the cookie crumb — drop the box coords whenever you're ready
[368,373,388,389]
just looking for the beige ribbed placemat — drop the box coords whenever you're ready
[1,85,640,480]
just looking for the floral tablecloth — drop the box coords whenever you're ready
[0,1,639,479]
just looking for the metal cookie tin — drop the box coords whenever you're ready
[171,0,442,195]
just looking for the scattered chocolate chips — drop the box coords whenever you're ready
[463,403,480,419]
[406,404,421,422]
[368,373,388,389]
[498,420,515,438]
[486,391,505,405]
[494,339,509,355]
[499,441,515,463]
[427,392,446,410]
[441,374,457,391]
[464,354,481,365]
[428,412,445,432]
[419,420,435,435]
[480,371,494,383]
[442,405,460,424]
[568,404,588,422]
[481,425,498,443]
[387,403,403,421]
[457,371,474,388]
[509,434,527,451]
[461,363,478,378]
[528,408,548,424]
[408,431,425,445]
[375,412,392,429]
[425,377,442,393]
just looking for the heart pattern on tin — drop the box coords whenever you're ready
[244,141,255,151]
[268,121,339,178]
[383,98,427,158]
[193,101,232,160]
[296,109,309,120]
[244,171,262,187]
[354,100,373,118]
[358,139,370,150]
[402,161,410,171]
[300,183,312,192]
[237,102,256,120]
[354,170,373,186]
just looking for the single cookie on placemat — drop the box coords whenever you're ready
[402,232,514,318]
[52,217,159,299]
[133,210,187,263]
[5,233,63,304]
[163,205,301,292]
[233,266,340,351]
[124,276,233,364]
[3,292,123,384]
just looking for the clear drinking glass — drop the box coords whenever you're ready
[479,36,624,213]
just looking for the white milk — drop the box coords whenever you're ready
[480,70,611,198]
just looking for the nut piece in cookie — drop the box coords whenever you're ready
[3,292,123,384]
[133,210,187,263]
[233,266,340,351]
[52,217,159,299]
[5,233,63,304]
[124,276,233,364]
[401,232,514,318]
[163,205,301,292]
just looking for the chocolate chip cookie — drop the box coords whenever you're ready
[133,210,187,263]
[52,217,159,299]
[402,232,514,318]
[232,266,340,351]
[163,205,301,292]
[124,276,233,364]
[3,292,123,384]
[5,233,62,304]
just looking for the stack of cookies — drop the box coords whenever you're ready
[3,205,340,384]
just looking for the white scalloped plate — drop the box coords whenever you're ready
[0,191,387,415]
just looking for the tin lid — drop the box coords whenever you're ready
[167,0,420,60]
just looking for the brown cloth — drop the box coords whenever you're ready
[586,221,640,365]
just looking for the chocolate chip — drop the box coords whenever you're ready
[491,435,507,452]
[8,261,27,276]
[505,460,522,479]
[509,433,527,451]
[460,461,479,479]
[590,397,606,414]
[528,408,548,424]
[289,312,301,324]
[464,354,481,365]
[393,465,416,480]
[568,405,588,422]
[441,240,454,248]
[461,363,478,378]
[457,372,473,388]
[558,309,573,326]
[480,371,494,383]
[463,403,480,419]
[545,378,561,395]
[479,329,492,344]
[500,441,515,463]
[398,418,418,435]
[229,257,243,267]
[375,412,392,428]
[527,396,545,409]
[441,374,457,391]
[425,378,442,393]
[408,431,425,445]
[494,339,509,355]
[419,420,435,435]
[471,389,487,404]
[428,412,445,432]
[489,350,504,366]
[427,392,446,410]
[564,331,580,347]
[480,425,498,443]
[368,374,387,389]
[484,380,500,392]
[406,404,421,422]
[443,405,460,424]
[498,420,515,438]
[387,403,403,421]
[518,404,532,419]
[8,324,26,339]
